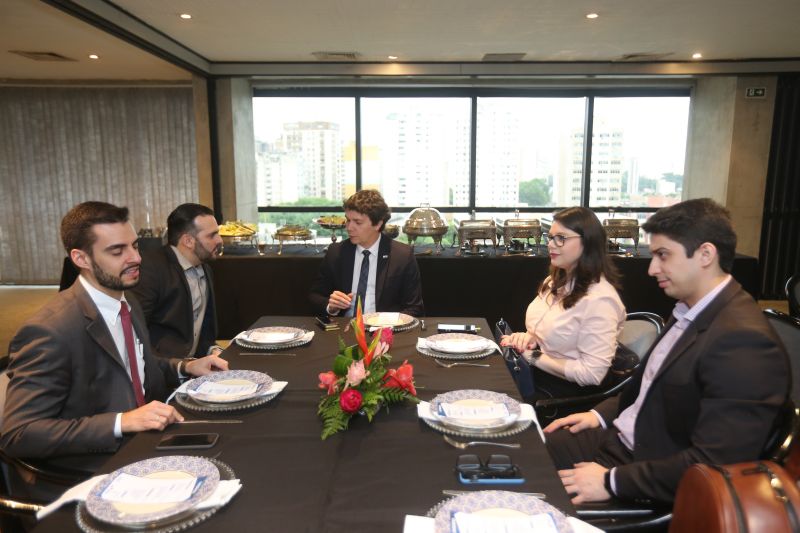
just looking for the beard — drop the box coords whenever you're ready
[91,260,139,291]
[194,239,221,263]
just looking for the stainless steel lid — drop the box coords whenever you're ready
[403,205,448,236]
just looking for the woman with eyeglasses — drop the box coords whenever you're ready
[501,207,626,414]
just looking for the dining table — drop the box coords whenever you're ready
[34,316,574,533]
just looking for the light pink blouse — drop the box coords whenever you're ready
[524,276,625,386]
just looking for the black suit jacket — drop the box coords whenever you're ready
[308,237,425,317]
[594,280,790,503]
[0,280,180,460]
[130,245,218,358]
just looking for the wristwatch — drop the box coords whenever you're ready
[178,357,197,377]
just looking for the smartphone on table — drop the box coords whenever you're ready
[155,433,219,450]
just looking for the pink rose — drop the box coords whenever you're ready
[346,359,369,388]
[382,360,417,396]
[339,388,363,414]
[318,371,338,396]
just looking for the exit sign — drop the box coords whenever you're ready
[745,87,767,99]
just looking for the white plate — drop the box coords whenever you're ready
[431,390,520,432]
[430,491,572,533]
[185,370,273,404]
[241,326,305,345]
[363,312,414,327]
[426,333,488,354]
[86,456,219,528]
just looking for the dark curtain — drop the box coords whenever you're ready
[760,74,800,299]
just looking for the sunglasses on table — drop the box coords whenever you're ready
[456,454,522,481]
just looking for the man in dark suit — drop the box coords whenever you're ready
[544,198,789,504]
[129,203,223,359]
[0,202,227,466]
[309,190,424,317]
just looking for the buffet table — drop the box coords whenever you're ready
[34,316,572,533]
[210,245,759,338]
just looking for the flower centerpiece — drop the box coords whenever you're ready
[317,300,419,439]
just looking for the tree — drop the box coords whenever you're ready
[518,179,551,206]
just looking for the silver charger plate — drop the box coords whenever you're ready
[76,457,236,533]
[176,388,280,413]
[185,370,273,404]
[423,390,529,437]
[426,490,573,533]
[424,333,491,354]
[234,331,312,351]
[417,344,495,361]
[84,456,220,528]
[362,312,419,333]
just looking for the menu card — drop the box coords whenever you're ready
[101,473,203,504]
[439,402,510,420]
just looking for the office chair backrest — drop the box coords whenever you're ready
[787,274,800,319]
[618,312,664,360]
[764,309,800,405]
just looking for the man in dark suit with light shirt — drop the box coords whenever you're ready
[0,202,227,474]
[130,203,223,359]
[544,198,790,504]
[309,189,424,317]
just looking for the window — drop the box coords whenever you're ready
[252,90,690,223]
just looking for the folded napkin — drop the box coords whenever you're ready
[167,380,288,405]
[402,515,603,533]
[452,511,557,533]
[417,401,545,443]
[234,330,314,344]
[417,337,501,355]
[37,475,242,520]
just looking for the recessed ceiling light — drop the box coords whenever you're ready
[88,54,99,60]
[388,55,398,60]
[586,13,599,19]
[692,52,703,59]
[180,13,192,20]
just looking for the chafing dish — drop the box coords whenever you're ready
[456,219,497,256]
[603,218,640,253]
[218,221,258,255]
[315,216,347,247]
[403,205,448,254]
[273,225,314,255]
[383,224,400,239]
[499,217,543,254]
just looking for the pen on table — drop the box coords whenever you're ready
[175,420,244,424]
[239,352,297,356]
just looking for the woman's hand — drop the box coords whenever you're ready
[500,332,537,353]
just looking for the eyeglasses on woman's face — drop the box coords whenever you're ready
[544,233,582,247]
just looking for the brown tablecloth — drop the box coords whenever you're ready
[33,317,573,533]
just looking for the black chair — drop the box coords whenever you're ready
[787,274,800,319]
[764,309,800,405]
[533,312,664,419]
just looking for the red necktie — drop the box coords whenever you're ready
[119,301,146,407]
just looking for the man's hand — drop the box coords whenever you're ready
[543,412,601,434]
[559,462,611,504]
[328,291,353,312]
[121,401,183,433]
[208,346,223,357]
[185,354,229,376]
[500,332,536,353]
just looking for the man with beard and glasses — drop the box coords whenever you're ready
[130,203,224,359]
[0,202,227,490]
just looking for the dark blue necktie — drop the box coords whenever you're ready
[355,249,370,312]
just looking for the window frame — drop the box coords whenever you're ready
[252,87,690,216]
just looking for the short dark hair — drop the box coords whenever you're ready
[642,198,737,273]
[167,203,215,246]
[544,206,620,309]
[60,201,129,254]
[342,190,390,230]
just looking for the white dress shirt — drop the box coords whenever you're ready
[78,275,145,437]
[171,246,208,356]
[524,276,626,386]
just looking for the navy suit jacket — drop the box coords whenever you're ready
[308,237,424,317]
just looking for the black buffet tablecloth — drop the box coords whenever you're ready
[210,245,759,338]
[34,316,573,533]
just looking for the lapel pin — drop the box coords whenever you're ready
[382,254,389,259]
